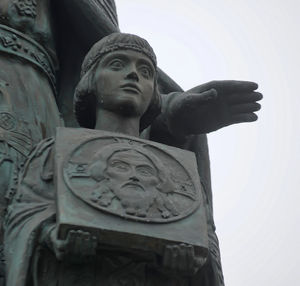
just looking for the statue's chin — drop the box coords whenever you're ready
[113,97,144,117]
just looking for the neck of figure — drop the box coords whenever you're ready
[95,109,140,137]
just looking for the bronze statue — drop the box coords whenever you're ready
[5,33,209,286]
[0,1,262,285]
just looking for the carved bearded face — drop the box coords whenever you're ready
[105,150,160,216]
[93,50,155,117]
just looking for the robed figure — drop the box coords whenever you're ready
[4,33,206,286]
[1,1,262,285]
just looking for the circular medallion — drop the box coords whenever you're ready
[64,136,201,223]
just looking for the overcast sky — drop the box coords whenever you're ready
[116,0,300,285]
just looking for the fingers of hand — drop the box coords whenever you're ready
[91,236,97,249]
[163,245,179,269]
[212,80,258,92]
[163,244,198,275]
[66,230,97,257]
[230,102,261,114]
[71,230,83,255]
[178,243,195,273]
[187,80,258,94]
[83,234,97,257]
[229,92,263,104]
[178,244,188,272]
[185,244,195,271]
[65,230,77,254]
[80,231,92,256]
[231,113,258,124]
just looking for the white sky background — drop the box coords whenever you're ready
[116,0,300,285]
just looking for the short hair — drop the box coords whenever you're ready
[74,33,161,131]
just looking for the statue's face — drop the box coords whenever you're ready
[94,50,155,117]
[105,150,159,195]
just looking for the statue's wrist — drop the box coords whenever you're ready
[151,92,188,147]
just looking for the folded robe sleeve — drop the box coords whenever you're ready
[4,138,56,286]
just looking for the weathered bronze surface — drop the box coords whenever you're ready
[0,1,263,286]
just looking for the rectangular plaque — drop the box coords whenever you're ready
[55,127,208,257]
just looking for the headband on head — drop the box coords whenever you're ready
[81,32,157,78]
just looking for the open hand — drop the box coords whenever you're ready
[165,80,262,135]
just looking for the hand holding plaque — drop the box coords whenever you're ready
[162,243,207,277]
[48,228,98,263]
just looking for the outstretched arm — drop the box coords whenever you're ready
[155,80,262,139]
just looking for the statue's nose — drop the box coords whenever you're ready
[126,70,139,82]
[129,176,139,182]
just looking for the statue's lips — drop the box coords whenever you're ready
[120,83,141,94]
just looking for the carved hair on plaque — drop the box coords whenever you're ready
[64,137,200,223]
[56,127,208,255]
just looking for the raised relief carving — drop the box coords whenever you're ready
[0,83,32,157]
[64,136,200,223]
[13,0,37,19]
[0,112,32,157]
[0,112,16,131]
[0,24,57,92]
[0,81,33,203]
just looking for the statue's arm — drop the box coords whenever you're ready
[151,80,262,145]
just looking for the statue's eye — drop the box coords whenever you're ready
[139,66,153,79]
[136,166,156,177]
[108,59,124,70]
[110,161,129,172]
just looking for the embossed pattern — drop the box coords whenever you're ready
[0,113,16,131]
[13,0,37,18]
[0,24,56,93]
